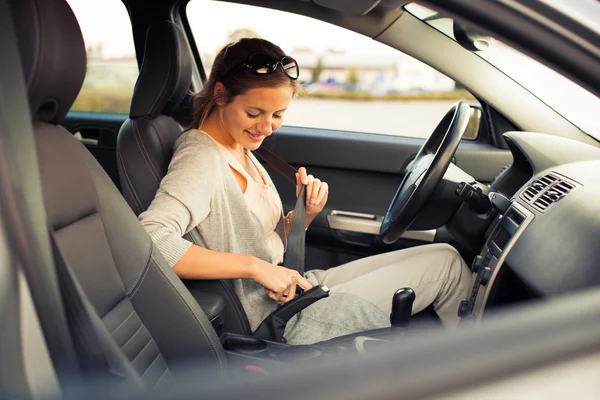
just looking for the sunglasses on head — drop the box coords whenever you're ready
[222,53,300,81]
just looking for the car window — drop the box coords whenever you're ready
[186,1,479,140]
[405,2,600,142]
[66,0,137,114]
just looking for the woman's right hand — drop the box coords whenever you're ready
[251,260,313,304]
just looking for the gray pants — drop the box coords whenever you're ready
[305,243,472,327]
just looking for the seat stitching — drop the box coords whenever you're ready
[150,254,223,369]
[126,245,153,297]
[117,147,144,214]
[54,211,100,235]
[148,119,172,162]
[131,336,154,363]
[153,367,169,389]
[148,27,174,116]
[148,254,224,372]
[141,352,161,378]
[128,256,151,298]
[120,323,145,350]
[109,309,136,335]
[132,121,160,183]
[117,147,143,213]
[133,120,161,182]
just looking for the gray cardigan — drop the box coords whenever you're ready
[139,130,389,344]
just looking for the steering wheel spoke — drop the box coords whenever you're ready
[380,102,472,244]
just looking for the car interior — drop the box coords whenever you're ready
[2,0,600,398]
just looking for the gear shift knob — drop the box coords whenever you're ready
[390,288,415,328]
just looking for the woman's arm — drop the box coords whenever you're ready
[174,244,312,303]
[173,244,257,280]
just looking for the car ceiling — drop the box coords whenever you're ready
[125,0,409,39]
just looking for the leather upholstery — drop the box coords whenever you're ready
[12,2,399,377]
[12,0,226,386]
[130,21,193,119]
[11,0,86,124]
[118,115,183,215]
[117,22,252,335]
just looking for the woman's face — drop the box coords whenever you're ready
[219,85,294,151]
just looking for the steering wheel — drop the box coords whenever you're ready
[380,101,472,244]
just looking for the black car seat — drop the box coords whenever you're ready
[117,21,251,335]
[11,0,406,389]
[10,0,226,388]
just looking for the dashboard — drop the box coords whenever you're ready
[459,131,600,322]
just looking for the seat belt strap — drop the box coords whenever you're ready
[254,147,306,275]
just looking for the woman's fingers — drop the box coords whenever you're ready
[267,290,279,302]
[316,181,329,206]
[296,168,308,197]
[296,275,313,291]
[298,167,308,185]
[306,175,316,204]
[281,284,296,303]
[295,172,301,197]
[296,167,328,208]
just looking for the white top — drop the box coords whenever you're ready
[214,140,285,265]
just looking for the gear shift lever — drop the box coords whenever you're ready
[390,288,415,328]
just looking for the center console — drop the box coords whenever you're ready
[221,287,420,373]
[458,200,534,322]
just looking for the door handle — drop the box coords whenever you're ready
[327,210,436,242]
[73,128,100,147]
[327,210,382,235]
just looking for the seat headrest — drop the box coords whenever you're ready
[10,0,86,124]
[129,22,193,119]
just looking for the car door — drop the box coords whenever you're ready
[62,0,513,271]
[185,1,512,269]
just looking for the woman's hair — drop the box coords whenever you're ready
[192,38,301,129]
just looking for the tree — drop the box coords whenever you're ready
[311,57,324,83]
[347,68,359,87]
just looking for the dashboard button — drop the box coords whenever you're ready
[471,255,485,273]
[480,267,493,286]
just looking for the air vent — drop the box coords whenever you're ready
[520,173,577,212]
[520,174,558,202]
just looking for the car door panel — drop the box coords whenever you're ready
[263,126,512,269]
[63,111,127,190]
[62,113,512,271]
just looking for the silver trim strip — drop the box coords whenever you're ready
[474,201,535,320]
[327,210,436,242]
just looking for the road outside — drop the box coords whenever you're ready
[284,99,467,139]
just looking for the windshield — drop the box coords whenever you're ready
[405,3,600,141]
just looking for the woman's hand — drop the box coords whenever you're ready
[252,260,313,304]
[296,167,329,218]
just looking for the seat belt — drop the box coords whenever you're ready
[254,147,306,276]
[48,229,146,390]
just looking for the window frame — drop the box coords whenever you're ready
[181,0,489,143]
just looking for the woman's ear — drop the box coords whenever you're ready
[214,82,228,106]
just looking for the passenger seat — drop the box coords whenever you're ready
[11,0,225,388]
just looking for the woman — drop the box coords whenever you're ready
[139,38,472,345]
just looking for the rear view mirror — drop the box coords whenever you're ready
[453,22,492,52]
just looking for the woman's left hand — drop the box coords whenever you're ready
[296,167,328,217]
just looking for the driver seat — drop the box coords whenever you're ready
[12,0,398,388]
[117,21,251,335]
